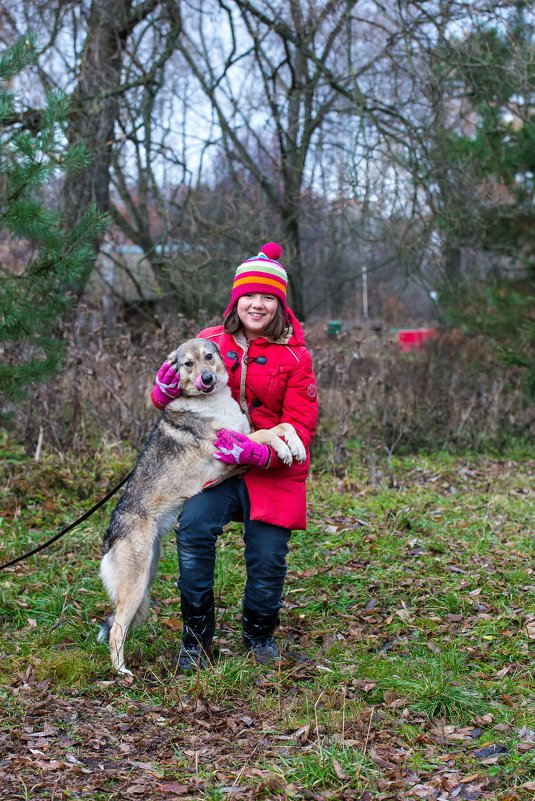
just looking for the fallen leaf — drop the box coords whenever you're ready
[474,714,494,725]
[473,743,508,760]
[125,785,149,796]
[395,601,414,623]
[324,525,338,535]
[406,784,437,798]
[162,618,182,631]
[34,759,63,770]
[332,758,349,779]
[352,679,377,692]
[158,783,191,795]
[348,622,364,638]
[292,723,312,741]
[451,784,483,800]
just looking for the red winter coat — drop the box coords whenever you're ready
[198,308,318,530]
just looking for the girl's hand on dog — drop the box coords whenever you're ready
[151,361,181,409]
[213,429,270,468]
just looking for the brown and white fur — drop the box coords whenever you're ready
[98,337,305,675]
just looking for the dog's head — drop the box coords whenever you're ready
[167,338,228,397]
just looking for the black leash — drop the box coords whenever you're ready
[0,471,133,571]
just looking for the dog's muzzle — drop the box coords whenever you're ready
[195,371,217,393]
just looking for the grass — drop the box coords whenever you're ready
[0,432,534,799]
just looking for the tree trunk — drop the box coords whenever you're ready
[63,0,134,234]
[443,244,462,284]
[282,211,305,320]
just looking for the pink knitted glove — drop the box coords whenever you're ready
[151,361,181,410]
[213,429,270,468]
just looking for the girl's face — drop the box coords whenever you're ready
[237,293,279,338]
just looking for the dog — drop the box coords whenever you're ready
[98,337,306,675]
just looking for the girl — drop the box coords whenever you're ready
[151,242,318,668]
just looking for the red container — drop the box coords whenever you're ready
[397,328,438,352]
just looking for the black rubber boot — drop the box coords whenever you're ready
[176,592,215,672]
[242,606,281,665]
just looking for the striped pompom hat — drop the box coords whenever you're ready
[223,242,288,317]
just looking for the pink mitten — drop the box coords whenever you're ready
[151,361,181,410]
[213,429,269,468]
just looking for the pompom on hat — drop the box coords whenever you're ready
[224,242,288,318]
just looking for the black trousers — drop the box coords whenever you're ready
[176,476,290,614]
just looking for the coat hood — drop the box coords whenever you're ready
[284,307,306,347]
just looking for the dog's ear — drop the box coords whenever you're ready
[166,349,179,365]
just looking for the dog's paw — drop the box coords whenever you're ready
[286,435,306,463]
[273,440,293,465]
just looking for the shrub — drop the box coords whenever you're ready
[3,318,532,457]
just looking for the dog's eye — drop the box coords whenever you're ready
[205,353,214,362]
[183,360,193,369]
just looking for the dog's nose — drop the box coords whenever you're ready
[201,371,215,385]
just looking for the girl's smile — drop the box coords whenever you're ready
[237,293,278,338]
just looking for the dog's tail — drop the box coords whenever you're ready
[97,598,150,644]
[97,615,114,643]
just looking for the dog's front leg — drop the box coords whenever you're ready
[270,423,306,463]
[250,424,306,465]
[250,430,293,465]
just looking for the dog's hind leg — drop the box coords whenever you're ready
[108,563,151,676]
[126,524,166,630]
[100,510,177,674]
[100,527,155,676]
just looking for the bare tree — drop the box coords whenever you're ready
[1,0,182,301]
[4,0,531,327]
[163,0,364,318]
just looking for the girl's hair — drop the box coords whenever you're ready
[224,300,289,341]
